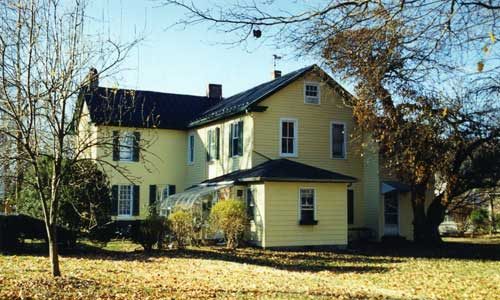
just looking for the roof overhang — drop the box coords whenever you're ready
[382,181,411,194]
[236,176,357,184]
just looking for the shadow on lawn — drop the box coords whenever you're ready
[348,239,500,261]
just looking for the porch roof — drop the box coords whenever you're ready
[202,159,357,184]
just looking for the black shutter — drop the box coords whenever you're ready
[348,189,354,225]
[168,185,176,196]
[112,131,119,161]
[215,127,220,160]
[206,131,211,161]
[228,124,233,157]
[237,121,244,155]
[149,185,157,206]
[132,132,140,162]
[111,185,118,216]
[133,185,140,216]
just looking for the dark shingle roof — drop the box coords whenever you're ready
[81,64,344,129]
[81,87,217,130]
[202,159,357,184]
[189,65,315,127]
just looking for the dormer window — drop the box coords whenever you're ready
[304,83,320,105]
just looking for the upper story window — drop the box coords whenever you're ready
[187,133,195,164]
[207,128,220,161]
[304,82,320,105]
[113,131,140,162]
[229,121,243,157]
[299,188,317,225]
[331,122,346,159]
[280,118,298,157]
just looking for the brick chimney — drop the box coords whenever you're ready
[272,70,282,79]
[207,83,222,100]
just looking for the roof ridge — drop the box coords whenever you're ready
[95,86,208,99]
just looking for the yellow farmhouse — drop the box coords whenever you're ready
[75,65,414,248]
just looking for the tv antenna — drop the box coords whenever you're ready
[273,54,282,69]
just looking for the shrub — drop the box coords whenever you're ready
[131,212,166,252]
[0,214,77,252]
[209,199,247,249]
[16,159,111,239]
[470,208,489,235]
[167,209,193,249]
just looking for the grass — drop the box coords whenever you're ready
[1,237,499,300]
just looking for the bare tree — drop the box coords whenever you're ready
[0,0,141,276]
[163,0,500,243]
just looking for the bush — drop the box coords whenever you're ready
[16,159,111,240]
[131,212,166,252]
[167,209,193,249]
[470,208,489,235]
[209,199,247,249]
[0,214,77,252]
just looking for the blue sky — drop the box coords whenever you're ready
[85,0,316,97]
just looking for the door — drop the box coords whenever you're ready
[384,191,399,236]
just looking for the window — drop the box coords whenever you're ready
[331,122,346,159]
[246,189,255,221]
[230,121,243,157]
[187,134,195,164]
[236,189,244,199]
[113,131,140,162]
[299,188,317,225]
[207,128,220,161]
[118,185,133,216]
[280,119,298,157]
[348,189,354,225]
[119,133,135,161]
[304,83,320,104]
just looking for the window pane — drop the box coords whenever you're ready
[118,185,132,216]
[119,134,134,161]
[332,124,345,158]
[281,138,288,153]
[287,138,294,154]
[288,122,294,137]
[282,122,288,137]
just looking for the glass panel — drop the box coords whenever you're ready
[118,185,132,216]
[282,122,288,137]
[332,124,345,158]
[119,134,134,161]
[384,192,399,225]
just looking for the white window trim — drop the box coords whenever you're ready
[279,118,298,157]
[117,185,133,218]
[304,82,321,105]
[187,133,195,165]
[298,187,317,221]
[230,121,243,158]
[330,121,347,159]
[119,132,134,162]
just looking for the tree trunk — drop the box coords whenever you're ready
[413,196,446,244]
[46,224,61,277]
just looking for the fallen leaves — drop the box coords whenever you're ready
[0,240,499,300]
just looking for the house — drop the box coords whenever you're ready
[75,65,415,248]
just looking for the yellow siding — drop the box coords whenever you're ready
[252,73,366,228]
[186,115,254,187]
[264,182,348,247]
[76,102,98,160]
[95,126,187,219]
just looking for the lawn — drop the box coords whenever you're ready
[1,237,499,300]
